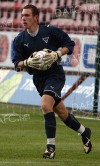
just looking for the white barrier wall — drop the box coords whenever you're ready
[0,70,100,111]
[0,32,97,73]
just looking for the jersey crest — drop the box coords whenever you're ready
[42,37,49,43]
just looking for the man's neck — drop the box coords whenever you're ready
[27,25,39,37]
[27,24,39,33]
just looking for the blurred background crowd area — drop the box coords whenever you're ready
[0,0,100,34]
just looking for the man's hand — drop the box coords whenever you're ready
[24,52,37,67]
[43,49,62,64]
[23,52,43,70]
[23,49,62,70]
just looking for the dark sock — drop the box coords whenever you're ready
[63,113,81,131]
[44,112,56,138]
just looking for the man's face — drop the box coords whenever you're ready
[21,9,38,29]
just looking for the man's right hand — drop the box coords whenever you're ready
[23,52,44,70]
[23,52,37,67]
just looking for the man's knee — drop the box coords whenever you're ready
[41,103,51,113]
[41,95,55,113]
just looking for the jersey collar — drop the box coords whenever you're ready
[27,26,39,37]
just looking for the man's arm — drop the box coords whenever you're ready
[49,25,75,55]
[17,61,24,68]
[60,47,70,56]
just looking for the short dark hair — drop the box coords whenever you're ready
[22,4,39,16]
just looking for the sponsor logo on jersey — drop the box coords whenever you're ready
[50,86,54,90]
[24,43,29,47]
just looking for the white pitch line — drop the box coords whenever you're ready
[75,116,100,121]
[0,113,30,116]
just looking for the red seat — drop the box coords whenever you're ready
[59,0,65,8]
[6,11,15,30]
[81,13,90,34]
[13,12,22,28]
[0,2,8,10]
[45,12,51,24]
[74,0,80,7]
[64,19,74,33]
[87,3,99,14]
[72,13,83,34]
[40,0,51,12]
[14,1,22,11]
[80,3,99,14]
[0,11,8,30]
[0,1,21,11]
[21,1,30,9]
[7,2,15,11]
[66,0,72,8]
[49,0,58,13]
[50,18,59,27]
[39,12,45,23]
[88,13,98,35]
[50,18,74,33]
[35,0,44,10]
[0,10,15,31]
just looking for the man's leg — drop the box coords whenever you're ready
[54,100,92,154]
[41,94,56,159]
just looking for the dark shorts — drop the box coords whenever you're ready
[33,66,65,106]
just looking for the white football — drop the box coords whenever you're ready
[35,51,50,70]
[35,51,46,59]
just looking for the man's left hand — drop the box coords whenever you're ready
[43,49,62,64]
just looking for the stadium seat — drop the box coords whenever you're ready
[59,0,65,8]
[6,2,15,11]
[13,12,22,28]
[88,13,98,35]
[14,1,22,11]
[50,18,69,29]
[50,18,74,33]
[35,0,44,10]
[6,11,15,30]
[45,12,52,24]
[89,3,99,13]
[65,19,74,33]
[81,13,90,34]
[0,11,15,31]
[57,18,67,29]
[21,2,29,9]
[0,11,8,30]
[50,18,59,27]
[66,0,72,8]
[72,13,83,34]
[80,3,99,14]
[39,12,45,23]
[30,0,38,6]
[21,0,38,8]
[48,0,58,13]
[40,0,53,12]
[0,2,8,10]
[74,0,80,7]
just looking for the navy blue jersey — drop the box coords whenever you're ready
[11,25,75,75]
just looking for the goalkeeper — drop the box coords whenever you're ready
[11,4,92,159]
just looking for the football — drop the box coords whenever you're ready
[34,51,50,70]
[35,50,46,59]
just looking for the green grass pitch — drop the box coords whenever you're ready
[0,105,100,166]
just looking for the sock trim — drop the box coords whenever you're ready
[47,138,55,145]
[78,124,85,134]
